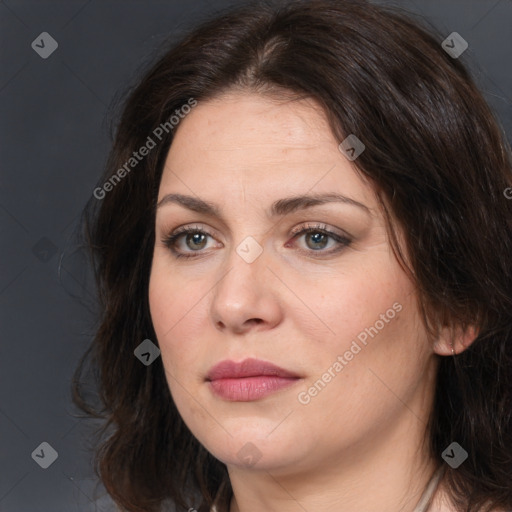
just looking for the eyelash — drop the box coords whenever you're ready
[161,223,352,260]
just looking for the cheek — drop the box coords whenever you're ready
[148,271,213,437]
[148,264,185,366]
[148,253,196,335]
[296,257,407,351]
[297,254,422,402]
[304,289,426,417]
[148,260,209,384]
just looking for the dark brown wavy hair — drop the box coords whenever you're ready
[71,0,512,511]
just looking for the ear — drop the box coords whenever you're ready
[432,324,479,356]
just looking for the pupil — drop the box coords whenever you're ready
[188,233,205,249]
[308,232,327,249]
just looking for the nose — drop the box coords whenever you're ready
[209,241,283,335]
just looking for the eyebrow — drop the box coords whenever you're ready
[156,192,372,219]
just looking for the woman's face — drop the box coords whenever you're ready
[149,91,437,475]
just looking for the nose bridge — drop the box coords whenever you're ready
[221,206,269,273]
[209,232,276,329]
[215,233,268,301]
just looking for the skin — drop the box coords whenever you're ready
[148,90,477,512]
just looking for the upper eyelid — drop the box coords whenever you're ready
[290,223,350,238]
[163,224,351,249]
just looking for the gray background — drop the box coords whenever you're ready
[0,0,511,510]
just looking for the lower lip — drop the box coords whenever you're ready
[208,376,300,401]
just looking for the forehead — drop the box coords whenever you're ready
[183,90,331,141]
[158,91,376,209]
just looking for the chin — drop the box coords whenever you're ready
[197,426,308,471]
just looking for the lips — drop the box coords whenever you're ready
[206,358,302,401]
[206,357,300,381]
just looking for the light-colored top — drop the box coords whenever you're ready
[412,465,446,512]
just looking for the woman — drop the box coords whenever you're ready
[73,0,512,511]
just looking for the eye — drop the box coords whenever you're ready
[288,223,352,256]
[161,225,216,259]
[161,223,352,259]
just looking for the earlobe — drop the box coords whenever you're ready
[432,324,479,356]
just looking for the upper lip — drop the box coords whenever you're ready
[206,358,301,381]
